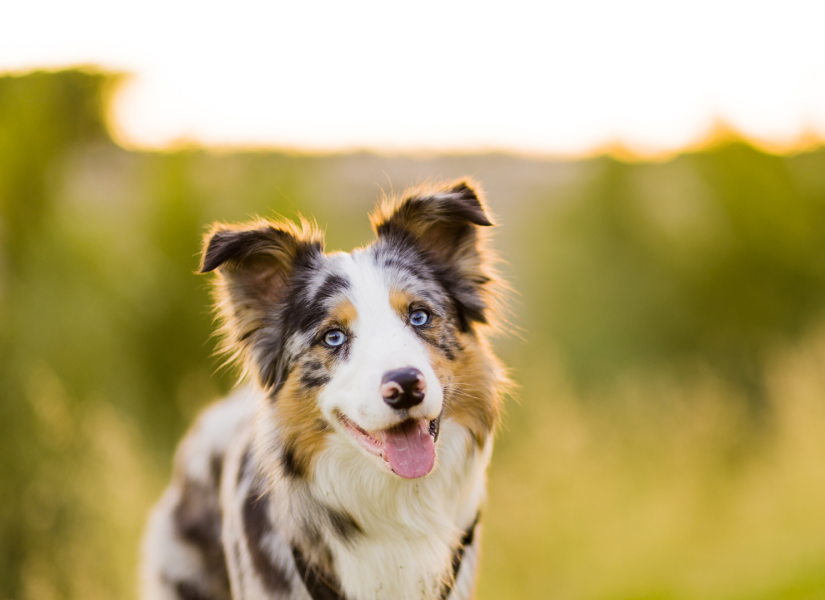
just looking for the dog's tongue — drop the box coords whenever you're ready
[383,420,435,479]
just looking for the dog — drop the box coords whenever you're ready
[141,180,508,600]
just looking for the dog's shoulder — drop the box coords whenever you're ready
[179,386,259,486]
[141,387,258,600]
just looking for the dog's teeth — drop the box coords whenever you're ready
[428,417,440,442]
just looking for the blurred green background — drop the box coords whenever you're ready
[3,68,825,600]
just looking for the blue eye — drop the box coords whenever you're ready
[410,309,430,327]
[323,330,347,347]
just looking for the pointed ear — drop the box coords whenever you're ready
[199,219,323,378]
[371,179,497,330]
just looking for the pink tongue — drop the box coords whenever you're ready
[383,420,435,479]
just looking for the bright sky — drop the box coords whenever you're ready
[3,0,825,156]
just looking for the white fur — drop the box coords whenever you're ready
[317,252,443,435]
[308,420,488,600]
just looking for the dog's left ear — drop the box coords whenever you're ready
[371,180,496,330]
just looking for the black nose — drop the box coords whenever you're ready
[381,367,426,410]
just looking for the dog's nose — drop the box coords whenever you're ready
[381,367,426,410]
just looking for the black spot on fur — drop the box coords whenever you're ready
[210,454,223,487]
[242,488,291,594]
[430,261,487,333]
[439,342,457,362]
[237,445,253,486]
[320,272,350,297]
[283,268,350,339]
[291,544,345,600]
[303,521,323,546]
[382,253,429,283]
[439,514,480,600]
[173,479,230,598]
[281,445,305,479]
[326,507,363,543]
[300,360,331,388]
[306,358,324,370]
[410,317,461,362]
[174,581,219,600]
[261,344,291,396]
[437,332,463,362]
[174,481,222,551]
[416,328,449,354]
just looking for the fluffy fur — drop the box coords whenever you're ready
[141,180,508,600]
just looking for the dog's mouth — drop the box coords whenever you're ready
[337,413,441,479]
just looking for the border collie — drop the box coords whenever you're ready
[141,180,508,600]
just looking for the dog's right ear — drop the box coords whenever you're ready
[199,220,323,374]
[371,180,497,331]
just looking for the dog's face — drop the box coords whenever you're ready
[201,181,500,480]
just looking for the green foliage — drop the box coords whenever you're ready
[518,148,825,400]
[2,69,825,600]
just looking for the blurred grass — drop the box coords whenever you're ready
[2,68,825,600]
[482,334,825,600]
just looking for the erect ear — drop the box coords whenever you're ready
[199,219,324,379]
[371,179,497,330]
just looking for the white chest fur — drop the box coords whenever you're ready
[283,421,491,600]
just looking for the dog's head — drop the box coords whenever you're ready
[201,180,503,480]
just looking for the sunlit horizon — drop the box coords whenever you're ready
[4,0,825,157]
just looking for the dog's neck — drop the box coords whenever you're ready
[264,419,491,600]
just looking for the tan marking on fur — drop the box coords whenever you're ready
[389,288,414,319]
[270,362,330,476]
[328,298,357,329]
[429,331,505,447]
[391,283,506,446]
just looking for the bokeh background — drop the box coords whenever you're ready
[4,4,825,599]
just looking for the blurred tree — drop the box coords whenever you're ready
[0,69,113,598]
[521,146,825,406]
